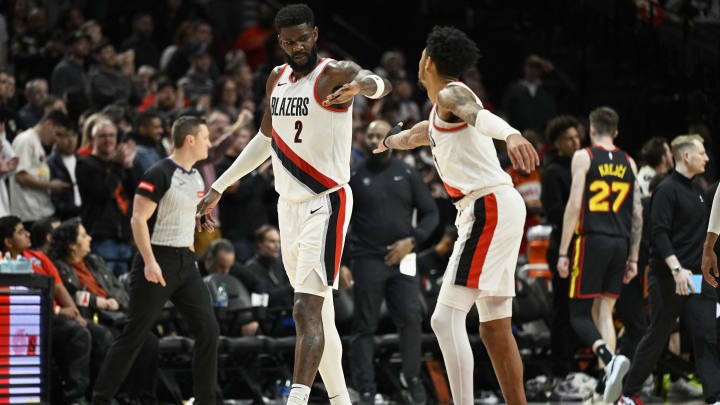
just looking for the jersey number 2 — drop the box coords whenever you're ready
[294,120,303,143]
[588,180,630,212]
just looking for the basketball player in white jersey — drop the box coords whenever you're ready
[374,26,538,405]
[195,4,391,405]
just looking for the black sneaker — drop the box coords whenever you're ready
[400,374,427,405]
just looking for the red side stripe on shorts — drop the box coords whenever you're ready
[333,188,347,280]
[442,181,465,198]
[465,194,498,288]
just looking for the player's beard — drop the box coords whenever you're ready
[287,43,319,74]
[366,145,390,166]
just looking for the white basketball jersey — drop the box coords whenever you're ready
[269,58,353,202]
[428,82,512,201]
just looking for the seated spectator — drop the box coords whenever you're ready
[76,119,137,275]
[215,129,271,262]
[48,218,158,403]
[0,70,23,142]
[0,215,91,404]
[0,121,18,217]
[18,78,48,128]
[177,43,213,101]
[41,95,68,116]
[130,111,166,174]
[120,12,160,69]
[51,30,89,97]
[145,79,179,126]
[10,110,73,226]
[212,76,239,119]
[48,127,81,220]
[88,40,142,109]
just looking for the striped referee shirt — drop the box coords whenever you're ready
[136,158,205,247]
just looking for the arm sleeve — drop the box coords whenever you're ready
[212,134,271,193]
[473,109,520,141]
[135,164,170,203]
[650,185,676,260]
[709,186,720,234]
[408,168,439,244]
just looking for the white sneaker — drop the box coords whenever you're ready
[603,355,630,402]
[617,395,645,405]
[667,377,703,398]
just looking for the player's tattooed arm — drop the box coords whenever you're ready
[377,121,431,152]
[323,60,392,105]
[436,85,483,127]
[628,158,643,262]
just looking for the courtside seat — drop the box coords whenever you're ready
[158,335,194,355]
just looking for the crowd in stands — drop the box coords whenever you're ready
[0,1,718,404]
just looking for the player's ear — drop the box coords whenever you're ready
[313,27,318,41]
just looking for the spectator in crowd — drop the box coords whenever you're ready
[540,114,580,378]
[77,112,108,157]
[394,79,421,126]
[48,218,159,404]
[48,127,81,220]
[88,40,142,109]
[147,79,179,124]
[501,54,574,134]
[506,132,543,255]
[226,60,255,104]
[165,20,214,82]
[212,76,240,119]
[10,110,72,226]
[251,35,285,108]
[9,7,59,84]
[637,137,674,197]
[619,135,720,405]
[346,120,439,405]
[0,12,7,66]
[51,30,89,97]
[18,78,48,128]
[0,121,18,217]
[131,110,166,174]
[233,3,276,69]
[178,44,214,101]
[159,21,192,72]
[81,20,104,50]
[374,50,407,83]
[55,7,85,42]
[215,129,272,262]
[0,70,23,142]
[41,95,67,116]
[120,12,160,69]
[76,119,138,275]
[0,215,91,405]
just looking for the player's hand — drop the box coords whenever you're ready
[323,81,360,106]
[233,108,254,130]
[105,298,120,311]
[373,122,404,154]
[385,237,415,266]
[339,265,354,289]
[556,256,569,278]
[673,268,694,296]
[58,306,80,320]
[623,260,638,284]
[144,260,166,287]
[196,189,222,232]
[0,156,18,175]
[701,247,719,288]
[506,133,540,173]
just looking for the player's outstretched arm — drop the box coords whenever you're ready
[374,121,431,153]
[556,149,591,278]
[323,60,392,105]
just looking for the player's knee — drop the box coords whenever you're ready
[430,308,448,335]
[293,295,324,328]
[478,319,510,343]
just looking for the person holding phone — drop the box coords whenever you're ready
[619,135,720,405]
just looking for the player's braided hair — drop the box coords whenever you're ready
[275,3,314,29]
[426,26,480,78]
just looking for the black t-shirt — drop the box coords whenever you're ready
[136,158,205,247]
[579,146,636,237]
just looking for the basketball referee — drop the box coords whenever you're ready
[92,116,220,405]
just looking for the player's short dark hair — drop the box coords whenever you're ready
[640,137,668,168]
[171,115,206,148]
[0,216,22,252]
[589,106,619,136]
[254,224,278,245]
[545,115,579,144]
[275,4,314,29]
[30,216,59,249]
[136,110,160,129]
[426,26,480,78]
[40,110,73,130]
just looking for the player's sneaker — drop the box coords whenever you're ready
[603,354,630,402]
[617,395,645,405]
[667,377,703,398]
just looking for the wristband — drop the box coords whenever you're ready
[559,254,568,258]
[367,75,385,99]
[382,123,404,149]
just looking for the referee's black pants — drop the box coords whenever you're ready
[350,258,423,394]
[623,270,720,402]
[92,246,219,405]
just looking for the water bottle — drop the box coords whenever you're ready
[216,283,228,307]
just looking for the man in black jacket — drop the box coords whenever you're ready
[48,128,82,220]
[619,135,720,405]
[76,119,138,275]
[347,120,439,405]
[539,115,580,378]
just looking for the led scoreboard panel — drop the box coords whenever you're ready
[0,275,52,404]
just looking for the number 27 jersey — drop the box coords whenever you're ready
[578,146,636,237]
[269,58,353,202]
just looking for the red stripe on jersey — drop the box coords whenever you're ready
[314,58,349,113]
[138,181,155,192]
[271,64,289,92]
[466,194,498,288]
[333,188,348,281]
[271,129,339,189]
[442,181,465,198]
[432,121,468,132]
